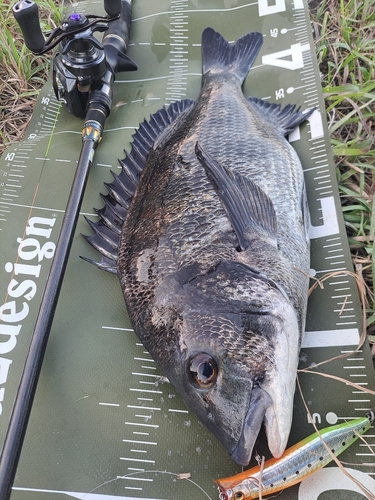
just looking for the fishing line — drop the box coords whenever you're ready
[296,375,375,500]
[84,469,214,499]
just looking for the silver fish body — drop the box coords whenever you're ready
[84,28,311,466]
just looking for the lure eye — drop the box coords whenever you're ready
[234,492,245,500]
[188,353,218,388]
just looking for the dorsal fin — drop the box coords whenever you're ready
[247,97,315,136]
[82,99,195,272]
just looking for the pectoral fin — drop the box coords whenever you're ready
[195,142,278,251]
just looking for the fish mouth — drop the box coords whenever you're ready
[230,386,272,466]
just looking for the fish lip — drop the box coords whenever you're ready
[230,386,272,466]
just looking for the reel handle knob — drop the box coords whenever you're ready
[104,0,122,16]
[13,0,45,54]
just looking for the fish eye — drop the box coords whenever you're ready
[188,353,218,388]
[234,492,245,500]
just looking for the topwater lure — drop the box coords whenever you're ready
[216,411,374,500]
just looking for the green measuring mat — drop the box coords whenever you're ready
[1,0,375,499]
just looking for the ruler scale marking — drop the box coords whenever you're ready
[1,1,374,499]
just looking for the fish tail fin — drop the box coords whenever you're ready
[202,28,263,83]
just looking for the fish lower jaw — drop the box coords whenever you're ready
[262,382,296,458]
[230,386,272,466]
[263,307,301,458]
[261,375,297,459]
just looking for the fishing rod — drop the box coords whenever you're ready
[0,1,137,497]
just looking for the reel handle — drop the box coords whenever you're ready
[103,0,136,73]
[12,0,45,54]
[104,0,132,49]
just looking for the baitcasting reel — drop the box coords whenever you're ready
[1,5,138,498]
[13,0,137,117]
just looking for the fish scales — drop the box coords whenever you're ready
[85,28,313,466]
[130,80,307,315]
[196,84,304,225]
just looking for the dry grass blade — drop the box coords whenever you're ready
[0,0,374,498]
[298,367,375,396]
[306,269,367,368]
[258,456,265,500]
[310,0,375,346]
[297,376,375,500]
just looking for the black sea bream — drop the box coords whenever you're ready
[84,28,312,466]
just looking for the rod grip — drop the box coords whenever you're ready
[13,0,45,54]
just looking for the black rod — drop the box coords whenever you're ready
[0,137,97,499]
[0,2,136,496]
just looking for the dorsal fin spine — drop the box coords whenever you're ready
[82,99,195,272]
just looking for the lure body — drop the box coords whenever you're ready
[215,412,374,500]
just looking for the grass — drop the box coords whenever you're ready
[0,0,65,151]
[309,0,375,359]
[0,2,374,331]
[0,0,374,356]
[0,0,374,497]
